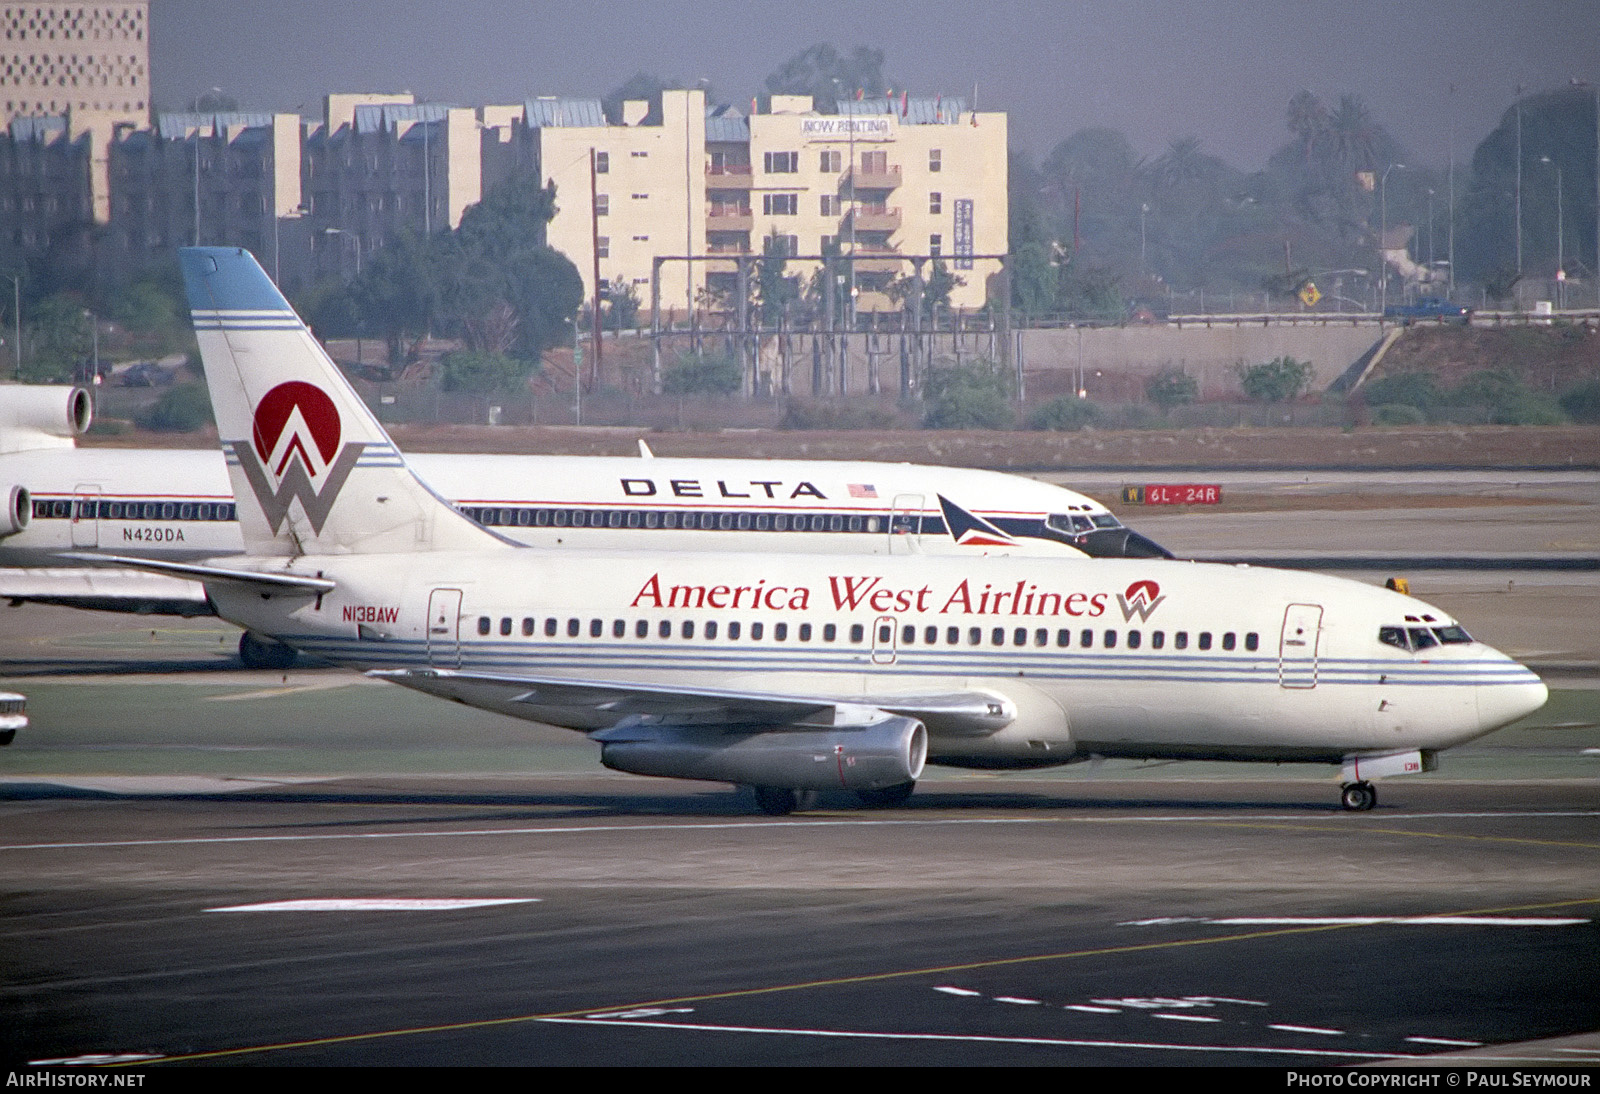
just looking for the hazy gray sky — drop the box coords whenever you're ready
[151,0,1600,169]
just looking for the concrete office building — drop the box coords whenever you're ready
[1,2,148,128]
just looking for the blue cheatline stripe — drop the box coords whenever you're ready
[273,634,1534,687]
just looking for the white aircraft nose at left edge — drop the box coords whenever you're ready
[51,247,1554,815]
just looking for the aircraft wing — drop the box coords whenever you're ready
[56,552,335,595]
[370,668,1014,738]
[0,567,214,616]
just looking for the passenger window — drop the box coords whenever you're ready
[545,618,557,637]
[1104,630,1118,649]
[849,624,864,643]
[1080,629,1093,648]
[1245,632,1259,651]
[522,618,534,637]
[1175,631,1188,650]
[824,624,837,642]
[636,620,648,638]
[968,628,982,646]
[924,626,938,645]
[500,617,512,636]
[590,619,603,638]
[1379,627,1410,651]
[705,621,718,640]
[903,625,916,645]
[477,616,491,636]
[1056,629,1071,647]
[659,620,672,639]
[751,622,764,640]
[1198,632,1212,650]
[1035,629,1048,647]
[947,627,960,645]
[729,622,741,640]
[991,628,1005,646]
[775,623,788,641]
[1151,631,1164,649]
[1013,628,1027,647]
[568,618,580,637]
[681,621,695,639]
[1127,630,1141,649]
[1222,633,1236,651]
[879,624,893,643]
[799,623,812,641]
[612,619,625,638]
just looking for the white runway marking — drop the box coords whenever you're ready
[1154,1013,1221,1023]
[539,1016,1416,1059]
[1065,1005,1121,1013]
[28,1054,165,1066]
[205,898,540,912]
[1268,1024,1345,1036]
[1406,1036,1483,1047]
[994,996,1043,1005]
[1206,916,1587,927]
[934,986,982,997]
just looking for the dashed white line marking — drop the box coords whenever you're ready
[994,997,1043,1005]
[28,1055,165,1066]
[934,986,982,997]
[586,1008,695,1020]
[205,898,540,912]
[1154,1013,1222,1023]
[1187,996,1268,1006]
[540,1017,1415,1059]
[1405,1036,1484,1047]
[1269,1024,1345,1036]
[1207,916,1586,927]
[1065,1005,1121,1014]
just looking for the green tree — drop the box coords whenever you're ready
[137,383,213,432]
[1361,370,1441,412]
[348,231,436,371]
[1238,356,1314,404]
[1145,367,1199,413]
[764,43,888,107]
[1029,396,1101,431]
[922,360,1014,429]
[24,294,91,382]
[662,350,742,396]
[437,350,538,395]
[756,232,800,325]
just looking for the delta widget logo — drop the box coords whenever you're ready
[230,381,365,535]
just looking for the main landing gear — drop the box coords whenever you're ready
[751,786,819,816]
[856,781,917,808]
[1340,781,1377,811]
[238,631,298,670]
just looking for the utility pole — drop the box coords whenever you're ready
[589,147,603,383]
[1379,163,1405,315]
[6,273,20,380]
[1448,84,1456,298]
[1515,84,1526,276]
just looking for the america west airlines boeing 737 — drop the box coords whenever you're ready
[71,248,1548,814]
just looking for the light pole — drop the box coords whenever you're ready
[1379,163,1405,315]
[1140,204,1149,274]
[1574,78,1599,307]
[1540,155,1564,307]
[1426,188,1435,268]
[323,227,361,278]
[1514,84,1526,276]
[1448,83,1456,298]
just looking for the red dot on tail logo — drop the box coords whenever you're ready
[252,382,341,475]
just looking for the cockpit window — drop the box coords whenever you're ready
[1433,625,1473,645]
[1408,627,1439,650]
[1379,626,1411,651]
[1046,513,1096,534]
[1090,514,1122,529]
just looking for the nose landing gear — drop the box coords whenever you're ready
[1340,781,1377,811]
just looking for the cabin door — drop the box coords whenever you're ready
[1278,603,1323,689]
[71,483,100,548]
[872,615,898,665]
[426,588,463,669]
[887,494,923,554]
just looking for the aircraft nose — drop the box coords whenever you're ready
[1476,674,1549,734]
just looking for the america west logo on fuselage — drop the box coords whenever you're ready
[1116,579,1165,622]
[230,381,364,535]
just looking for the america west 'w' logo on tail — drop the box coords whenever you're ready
[230,380,365,536]
[1116,579,1165,623]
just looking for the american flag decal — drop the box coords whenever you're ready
[848,484,878,499]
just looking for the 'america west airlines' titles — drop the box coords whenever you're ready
[630,572,1164,622]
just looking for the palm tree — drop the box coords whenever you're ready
[1286,90,1329,166]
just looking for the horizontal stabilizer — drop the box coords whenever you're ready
[57,552,334,595]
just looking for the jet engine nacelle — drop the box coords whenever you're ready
[595,715,928,792]
[0,385,93,454]
[0,484,28,537]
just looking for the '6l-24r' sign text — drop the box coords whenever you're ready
[1121,484,1222,505]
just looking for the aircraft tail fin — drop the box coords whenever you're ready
[179,247,506,556]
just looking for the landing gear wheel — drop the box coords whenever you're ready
[0,729,14,747]
[856,781,916,808]
[1340,781,1377,812]
[238,631,298,671]
[752,787,817,816]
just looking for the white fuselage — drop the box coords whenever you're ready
[209,548,1545,768]
[1,448,1131,567]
